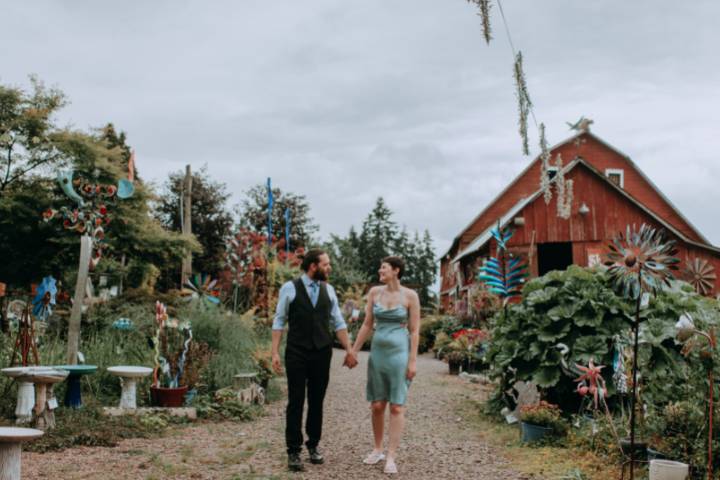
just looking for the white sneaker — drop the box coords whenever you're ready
[384,458,398,474]
[363,451,386,465]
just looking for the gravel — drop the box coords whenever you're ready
[23,351,526,479]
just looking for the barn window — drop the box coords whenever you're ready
[547,166,558,180]
[605,168,625,188]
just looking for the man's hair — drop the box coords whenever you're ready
[301,248,327,272]
[382,256,405,279]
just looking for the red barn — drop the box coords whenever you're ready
[440,128,720,311]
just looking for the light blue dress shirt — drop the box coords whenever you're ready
[272,274,348,332]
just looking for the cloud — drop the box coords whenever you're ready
[1,0,719,266]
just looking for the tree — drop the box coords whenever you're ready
[323,228,368,293]
[357,197,398,282]
[237,184,318,249]
[0,76,70,195]
[330,197,437,306]
[155,165,234,284]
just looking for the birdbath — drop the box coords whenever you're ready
[28,368,68,430]
[1,368,37,424]
[107,366,153,409]
[1,367,68,427]
[54,365,97,409]
[0,427,44,480]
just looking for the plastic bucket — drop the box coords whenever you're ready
[649,460,689,480]
[520,422,553,443]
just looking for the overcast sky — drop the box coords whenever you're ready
[3,0,719,257]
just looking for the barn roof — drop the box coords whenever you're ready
[451,158,720,263]
[444,131,711,259]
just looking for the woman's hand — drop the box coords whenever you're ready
[406,360,417,381]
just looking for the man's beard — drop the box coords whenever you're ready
[312,269,328,281]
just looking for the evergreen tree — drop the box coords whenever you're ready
[237,184,318,249]
[155,165,233,285]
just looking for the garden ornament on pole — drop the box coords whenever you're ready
[604,223,679,480]
[477,221,528,310]
[674,313,717,480]
[266,177,273,245]
[45,166,135,364]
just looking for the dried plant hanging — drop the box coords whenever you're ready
[539,123,552,204]
[513,51,532,155]
[553,154,573,219]
[467,0,493,44]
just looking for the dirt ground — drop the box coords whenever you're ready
[24,351,528,479]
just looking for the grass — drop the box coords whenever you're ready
[457,397,622,480]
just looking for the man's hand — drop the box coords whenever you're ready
[343,351,358,369]
[271,352,283,374]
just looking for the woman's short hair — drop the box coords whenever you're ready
[300,248,327,272]
[382,256,405,279]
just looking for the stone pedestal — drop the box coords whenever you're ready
[107,366,153,410]
[0,427,44,480]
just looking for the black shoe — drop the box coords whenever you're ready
[288,453,305,472]
[308,447,324,465]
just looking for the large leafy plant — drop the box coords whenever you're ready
[486,266,630,410]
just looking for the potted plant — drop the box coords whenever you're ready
[446,351,465,375]
[519,401,566,443]
[150,301,193,407]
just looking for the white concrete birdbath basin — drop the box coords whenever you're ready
[107,366,153,409]
[0,427,44,480]
[1,367,68,428]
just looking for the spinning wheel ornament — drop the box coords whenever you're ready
[684,258,716,296]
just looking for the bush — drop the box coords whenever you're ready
[486,266,719,412]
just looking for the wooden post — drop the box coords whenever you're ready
[66,235,92,365]
[181,165,193,286]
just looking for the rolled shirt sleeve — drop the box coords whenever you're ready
[326,284,348,331]
[272,281,295,330]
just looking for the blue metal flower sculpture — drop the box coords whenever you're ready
[477,222,527,305]
[32,276,57,321]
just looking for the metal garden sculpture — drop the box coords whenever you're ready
[675,313,717,480]
[604,223,679,480]
[44,163,135,365]
[684,258,716,296]
[183,273,221,308]
[31,276,57,322]
[477,221,528,309]
[152,301,193,389]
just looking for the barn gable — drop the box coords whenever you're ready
[444,131,709,263]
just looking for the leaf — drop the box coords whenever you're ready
[572,336,609,364]
[533,366,561,388]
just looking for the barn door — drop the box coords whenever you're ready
[537,242,573,276]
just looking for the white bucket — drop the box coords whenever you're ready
[649,460,689,480]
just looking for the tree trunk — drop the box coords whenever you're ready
[181,165,193,286]
[66,235,92,365]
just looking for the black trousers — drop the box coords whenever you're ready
[285,343,332,454]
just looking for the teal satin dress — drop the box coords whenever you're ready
[366,302,411,406]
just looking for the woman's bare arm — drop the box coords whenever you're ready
[406,288,421,380]
[352,287,377,354]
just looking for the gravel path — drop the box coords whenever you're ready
[24,351,526,479]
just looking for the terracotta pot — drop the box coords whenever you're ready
[150,385,188,408]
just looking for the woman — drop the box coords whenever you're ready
[351,256,420,474]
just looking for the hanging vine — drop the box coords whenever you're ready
[539,123,552,205]
[467,0,493,44]
[553,154,573,220]
[513,51,532,156]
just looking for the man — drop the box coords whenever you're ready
[271,248,358,472]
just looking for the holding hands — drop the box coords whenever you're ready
[343,350,359,369]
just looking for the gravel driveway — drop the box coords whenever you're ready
[24,351,525,479]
